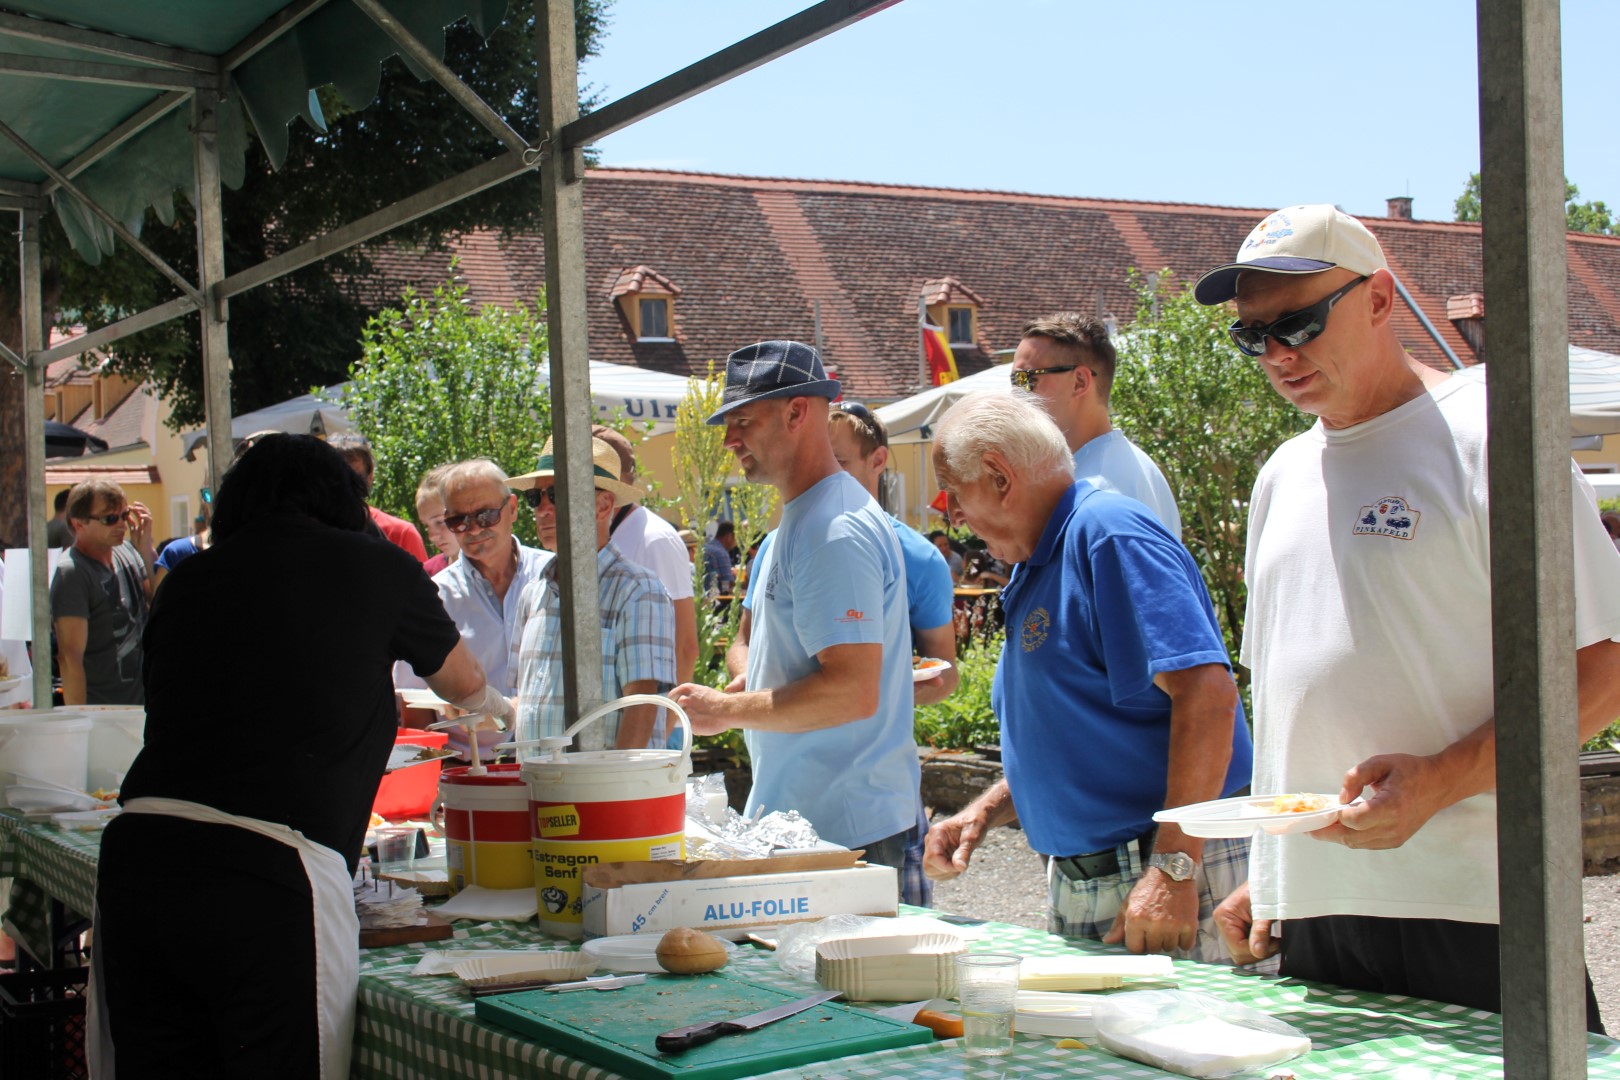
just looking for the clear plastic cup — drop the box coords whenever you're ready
[374,826,417,875]
[955,952,1021,1057]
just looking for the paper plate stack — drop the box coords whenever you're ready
[452,952,597,988]
[815,933,967,1001]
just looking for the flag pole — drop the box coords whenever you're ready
[917,291,928,390]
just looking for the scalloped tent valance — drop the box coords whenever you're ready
[0,0,508,262]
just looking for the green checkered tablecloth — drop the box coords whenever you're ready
[0,810,101,962]
[4,813,1619,1079]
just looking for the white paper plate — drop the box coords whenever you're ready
[912,659,952,684]
[581,933,738,974]
[1153,794,1355,839]
[453,952,597,987]
[384,744,453,772]
[6,785,101,812]
[0,675,23,693]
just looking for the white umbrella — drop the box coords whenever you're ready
[1455,345,1620,437]
[180,386,352,460]
[874,364,1013,446]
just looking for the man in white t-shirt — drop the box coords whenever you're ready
[591,425,698,686]
[670,341,920,891]
[1009,312,1181,538]
[1195,203,1620,1029]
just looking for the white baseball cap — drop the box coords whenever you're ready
[1194,204,1388,305]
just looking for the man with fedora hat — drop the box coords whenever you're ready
[1196,204,1620,1025]
[670,341,921,885]
[508,435,676,749]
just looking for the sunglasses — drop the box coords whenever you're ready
[522,487,558,510]
[82,511,130,526]
[1009,365,1080,391]
[835,401,888,447]
[1228,275,1369,358]
[442,505,506,534]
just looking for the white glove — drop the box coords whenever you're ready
[448,684,514,732]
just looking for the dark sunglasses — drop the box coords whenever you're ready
[81,511,129,526]
[835,401,887,447]
[522,487,558,510]
[1009,365,1079,391]
[1228,275,1369,358]
[442,505,506,534]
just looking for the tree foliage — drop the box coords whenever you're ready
[345,270,551,545]
[1454,171,1613,235]
[1110,271,1315,685]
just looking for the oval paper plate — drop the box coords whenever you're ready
[912,659,952,684]
[1153,794,1355,839]
[581,933,738,974]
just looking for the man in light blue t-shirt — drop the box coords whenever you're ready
[1010,312,1181,538]
[671,341,920,895]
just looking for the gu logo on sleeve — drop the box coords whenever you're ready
[1352,496,1421,540]
[835,608,868,624]
[1021,607,1051,652]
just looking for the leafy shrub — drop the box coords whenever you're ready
[914,632,1003,750]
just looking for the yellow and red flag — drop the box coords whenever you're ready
[921,318,959,386]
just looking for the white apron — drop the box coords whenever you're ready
[88,797,359,1079]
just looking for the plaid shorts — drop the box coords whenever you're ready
[861,803,933,909]
[1047,833,1249,965]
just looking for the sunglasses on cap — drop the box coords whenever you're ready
[442,505,506,534]
[1228,275,1368,358]
[834,401,888,447]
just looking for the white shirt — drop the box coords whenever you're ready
[1243,377,1620,923]
[610,505,695,602]
[1073,430,1182,540]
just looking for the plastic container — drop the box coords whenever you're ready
[76,707,145,791]
[518,695,691,939]
[372,729,451,820]
[441,763,533,894]
[0,710,91,796]
[0,965,89,1080]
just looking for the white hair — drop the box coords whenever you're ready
[439,458,510,500]
[935,390,1075,485]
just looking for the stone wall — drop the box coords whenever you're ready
[1585,773,1620,876]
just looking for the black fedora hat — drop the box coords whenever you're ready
[705,340,841,425]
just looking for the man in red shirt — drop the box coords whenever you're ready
[329,434,429,563]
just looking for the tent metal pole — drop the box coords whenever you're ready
[223,0,332,72]
[0,53,222,91]
[34,297,199,367]
[538,0,605,751]
[562,0,899,150]
[1478,0,1584,1076]
[193,90,235,495]
[0,118,203,310]
[0,9,218,72]
[20,210,50,712]
[350,0,532,157]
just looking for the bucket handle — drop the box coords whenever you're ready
[500,693,692,758]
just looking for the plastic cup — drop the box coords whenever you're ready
[955,952,1020,1057]
[374,826,417,874]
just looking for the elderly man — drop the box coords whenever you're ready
[1195,205,1620,1025]
[329,433,429,562]
[923,391,1251,961]
[396,460,550,748]
[509,436,675,749]
[1010,313,1180,538]
[670,341,920,890]
[51,479,155,705]
[591,425,699,684]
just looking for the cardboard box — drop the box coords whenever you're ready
[580,852,898,938]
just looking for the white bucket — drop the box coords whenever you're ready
[78,707,145,791]
[514,695,692,940]
[0,709,92,797]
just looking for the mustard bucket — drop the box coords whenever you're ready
[514,694,691,939]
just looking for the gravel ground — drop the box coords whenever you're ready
[930,817,1620,1029]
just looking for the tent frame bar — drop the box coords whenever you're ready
[0,8,219,73]
[0,337,22,372]
[221,0,332,72]
[35,295,198,366]
[0,52,224,91]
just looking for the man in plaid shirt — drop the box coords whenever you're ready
[508,436,675,748]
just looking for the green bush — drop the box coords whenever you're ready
[914,632,1003,750]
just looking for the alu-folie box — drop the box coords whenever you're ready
[580,852,897,938]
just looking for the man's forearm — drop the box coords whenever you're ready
[966,778,1020,829]
[706,667,876,734]
[725,639,748,680]
[615,703,658,749]
[1154,666,1239,861]
[673,599,698,685]
[60,660,86,706]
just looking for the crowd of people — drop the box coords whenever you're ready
[17,202,1620,1073]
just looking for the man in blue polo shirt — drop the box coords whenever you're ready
[922,390,1252,962]
[671,341,920,895]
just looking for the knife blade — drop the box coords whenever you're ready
[542,974,646,993]
[655,989,843,1054]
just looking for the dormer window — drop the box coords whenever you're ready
[921,276,986,350]
[609,265,682,342]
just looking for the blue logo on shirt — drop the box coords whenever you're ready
[1021,607,1051,652]
[1352,496,1421,541]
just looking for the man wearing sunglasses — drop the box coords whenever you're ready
[1196,204,1620,1027]
[393,459,549,758]
[50,478,155,705]
[508,436,674,750]
[1010,314,1180,538]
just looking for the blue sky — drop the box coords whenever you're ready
[578,0,1618,223]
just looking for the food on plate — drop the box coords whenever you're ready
[410,746,455,763]
[913,657,949,671]
[1267,793,1331,815]
[655,927,730,974]
[90,788,119,802]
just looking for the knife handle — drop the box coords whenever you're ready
[656,1021,743,1053]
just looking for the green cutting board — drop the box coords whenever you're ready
[475,971,933,1079]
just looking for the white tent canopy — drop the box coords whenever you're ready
[1456,345,1620,437]
[874,364,1012,445]
[179,360,699,460]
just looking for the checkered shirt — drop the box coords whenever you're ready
[510,541,676,747]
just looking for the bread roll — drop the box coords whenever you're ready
[655,927,729,974]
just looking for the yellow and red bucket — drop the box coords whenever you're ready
[519,695,691,939]
[440,763,533,893]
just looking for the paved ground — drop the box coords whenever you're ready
[929,818,1620,1030]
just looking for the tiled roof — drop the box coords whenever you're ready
[608,265,682,299]
[44,463,160,485]
[69,384,150,451]
[359,170,1620,399]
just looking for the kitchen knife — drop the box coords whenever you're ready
[655,989,843,1053]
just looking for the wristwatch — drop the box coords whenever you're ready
[1147,851,1198,882]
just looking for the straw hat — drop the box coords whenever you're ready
[509,436,644,505]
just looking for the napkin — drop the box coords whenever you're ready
[432,885,539,922]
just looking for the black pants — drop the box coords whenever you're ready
[1281,914,1605,1035]
[96,814,322,1079]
